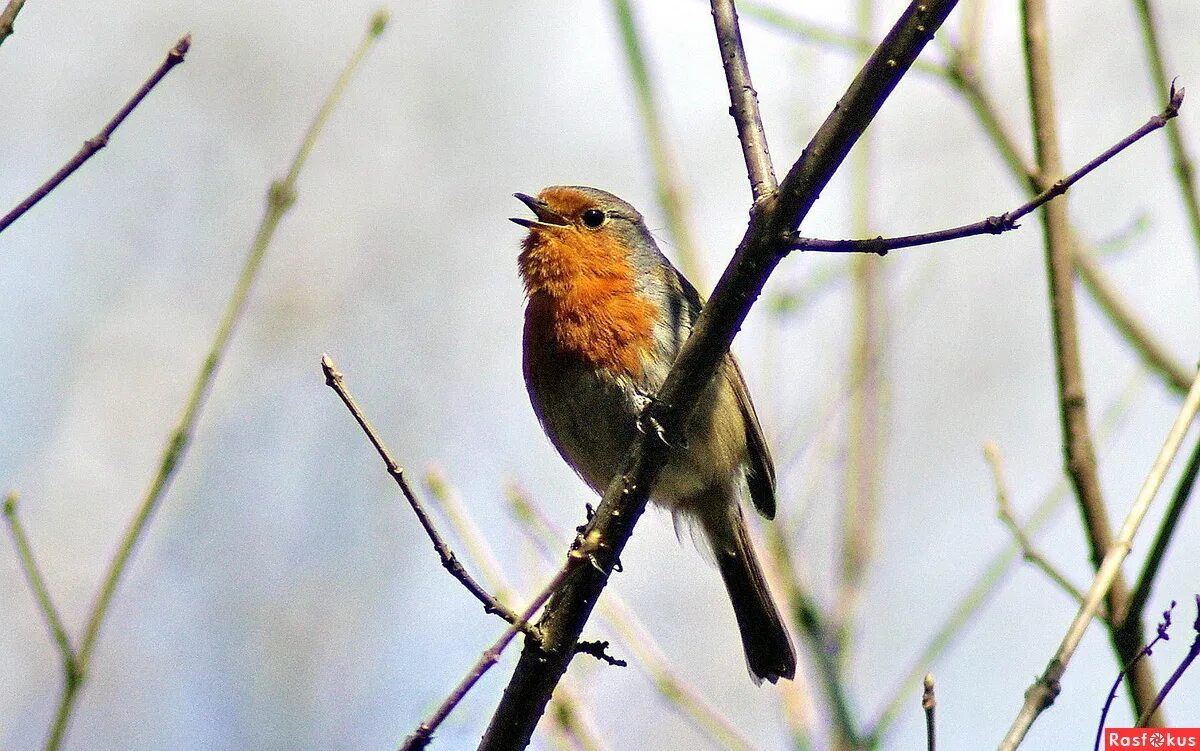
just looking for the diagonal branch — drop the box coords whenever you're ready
[400,565,574,751]
[998,368,1200,750]
[710,0,777,201]
[39,16,388,751]
[788,88,1183,255]
[0,0,27,47]
[476,2,960,749]
[745,8,1195,395]
[322,355,536,637]
[871,369,1150,740]
[1136,595,1200,726]
[0,35,190,235]
[4,493,78,683]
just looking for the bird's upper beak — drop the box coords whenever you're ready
[510,193,569,229]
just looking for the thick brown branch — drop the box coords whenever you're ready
[0,35,190,235]
[476,2,959,749]
[1018,0,1162,729]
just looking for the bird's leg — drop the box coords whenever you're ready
[632,384,686,448]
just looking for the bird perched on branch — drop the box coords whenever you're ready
[512,185,796,684]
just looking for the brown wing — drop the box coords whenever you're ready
[668,264,777,520]
[725,353,777,519]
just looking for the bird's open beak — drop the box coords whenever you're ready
[510,193,569,229]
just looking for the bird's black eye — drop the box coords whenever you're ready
[581,208,606,229]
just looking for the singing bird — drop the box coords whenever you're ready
[512,186,796,684]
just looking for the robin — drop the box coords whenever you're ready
[511,185,796,684]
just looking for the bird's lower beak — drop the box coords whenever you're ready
[510,193,569,229]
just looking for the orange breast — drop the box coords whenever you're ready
[520,227,657,379]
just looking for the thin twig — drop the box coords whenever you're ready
[0,0,27,47]
[38,17,388,751]
[3,493,78,683]
[1131,0,1200,269]
[710,0,777,201]
[610,0,705,286]
[1021,0,1162,726]
[1127,435,1200,626]
[1137,595,1200,726]
[871,369,1149,740]
[478,4,959,748]
[399,566,574,751]
[0,35,190,235]
[922,674,936,751]
[1095,602,1176,749]
[789,87,1184,255]
[322,356,535,638]
[998,368,1200,750]
[983,442,1099,617]
[748,8,1195,395]
[422,472,607,751]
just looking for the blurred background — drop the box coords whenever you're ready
[1,0,1198,749]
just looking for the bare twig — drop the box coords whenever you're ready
[1137,595,1200,726]
[478,4,959,748]
[983,442,1098,616]
[999,368,1200,750]
[423,473,606,751]
[922,674,936,751]
[1127,436,1200,626]
[1021,0,1163,726]
[610,0,705,286]
[0,0,27,47]
[1095,602,1176,749]
[1131,0,1200,267]
[4,493,78,683]
[871,369,1149,739]
[789,88,1184,255]
[747,8,1195,395]
[322,356,535,638]
[710,0,777,201]
[400,566,574,751]
[38,18,387,751]
[0,35,190,235]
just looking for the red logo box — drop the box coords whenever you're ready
[1106,729,1200,748]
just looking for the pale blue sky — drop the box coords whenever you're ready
[2,1,1198,749]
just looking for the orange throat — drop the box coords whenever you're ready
[519,228,657,379]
